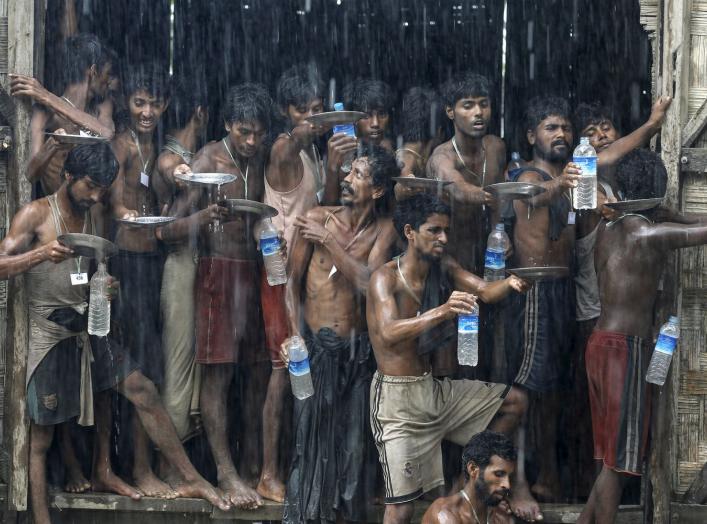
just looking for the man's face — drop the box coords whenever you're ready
[341,157,381,208]
[407,213,449,261]
[356,109,390,145]
[89,62,113,99]
[67,175,110,211]
[287,97,326,134]
[471,456,514,507]
[129,89,168,134]
[225,120,267,158]
[582,119,620,152]
[448,96,491,138]
[529,115,573,163]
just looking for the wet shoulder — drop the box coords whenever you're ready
[191,141,223,171]
[305,205,336,221]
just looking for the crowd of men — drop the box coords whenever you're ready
[4,26,707,524]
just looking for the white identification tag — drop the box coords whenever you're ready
[328,265,338,279]
[79,129,91,137]
[70,272,88,286]
[567,211,576,225]
[140,171,150,187]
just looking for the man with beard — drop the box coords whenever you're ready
[0,144,230,524]
[367,193,535,524]
[422,431,517,524]
[282,145,398,524]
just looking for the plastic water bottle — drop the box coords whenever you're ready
[88,262,110,336]
[508,152,523,180]
[332,102,356,172]
[572,137,598,210]
[260,219,287,286]
[646,316,680,386]
[288,336,314,400]
[484,224,510,281]
[458,303,480,367]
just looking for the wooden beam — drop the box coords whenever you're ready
[681,462,707,504]
[680,148,707,172]
[681,96,707,147]
[671,503,707,523]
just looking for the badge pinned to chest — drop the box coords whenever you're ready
[140,171,150,187]
[70,272,89,286]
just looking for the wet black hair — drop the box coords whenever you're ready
[615,149,667,200]
[123,62,171,101]
[63,143,119,187]
[440,72,491,108]
[276,63,325,110]
[222,82,273,130]
[356,142,398,195]
[343,79,394,114]
[393,193,451,241]
[462,430,517,482]
[62,33,112,86]
[167,76,208,130]
[573,102,615,136]
[401,87,444,143]
[525,96,571,132]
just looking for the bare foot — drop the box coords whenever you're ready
[157,457,182,490]
[220,472,263,510]
[65,469,91,493]
[134,470,178,499]
[510,482,543,522]
[92,470,142,500]
[175,477,231,512]
[256,474,285,503]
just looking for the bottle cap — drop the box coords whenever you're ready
[580,136,590,144]
[669,315,679,324]
[334,102,344,111]
[511,152,520,160]
[495,223,505,231]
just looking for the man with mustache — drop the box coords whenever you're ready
[422,431,517,524]
[282,145,398,524]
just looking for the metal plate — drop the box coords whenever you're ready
[58,233,117,259]
[392,177,453,191]
[604,198,663,212]
[220,199,278,218]
[484,182,546,199]
[306,111,368,126]
[45,132,108,145]
[507,266,570,280]
[116,216,177,228]
[173,172,237,186]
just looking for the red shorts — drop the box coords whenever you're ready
[585,330,652,475]
[195,257,265,365]
[260,269,288,369]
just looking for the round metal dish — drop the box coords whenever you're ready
[116,216,177,228]
[507,266,570,281]
[306,111,368,126]
[45,132,108,145]
[484,182,546,199]
[220,199,278,218]
[57,233,117,259]
[173,172,237,186]
[392,177,453,191]
[604,198,663,212]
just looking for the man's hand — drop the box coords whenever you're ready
[198,204,228,226]
[45,239,74,263]
[507,275,532,293]
[560,162,581,189]
[279,334,303,366]
[121,210,140,220]
[9,74,51,104]
[172,163,192,190]
[647,95,672,129]
[326,133,357,172]
[443,291,478,319]
[106,276,120,301]
[294,215,331,246]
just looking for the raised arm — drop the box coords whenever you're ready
[266,131,310,192]
[638,220,707,251]
[427,150,493,206]
[322,132,358,205]
[285,224,314,337]
[513,164,578,212]
[108,139,137,220]
[26,107,66,185]
[449,257,530,303]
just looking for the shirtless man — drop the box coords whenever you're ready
[108,63,172,497]
[10,33,115,195]
[422,431,517,524]
[190,83,272,510]
[579,151,707,524]
[367,193,535,524]
[343,78,395,151]
[282,144,398,524]
[505,96,580,504]
[0,144,229,524]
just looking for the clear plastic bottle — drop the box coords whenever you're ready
[88,262,111,337]
[287,336,314,400]
[508,151,523,180]
[572,137,598,210]
[458,303,480,367]
[484,223,511,281]
[332,102,356,172]
[646,316,680,386]
[260,219,287,286]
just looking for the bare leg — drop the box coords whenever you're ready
[384,502,414,524]
[29,422,54,524]
[256,367,288,502]
[531,391,562,501]
[132,411,176,498]
[59,422,90,493]
[200,364,262,509]
[239,362,268,486]
[116,371,230,511]
[577,465,627,524]
[91,391,142,499]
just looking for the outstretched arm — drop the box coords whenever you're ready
[285,225,314,338]
[639,221,707,251]
[322,133,358,205]
[449,258,530,303]
[427,150,494,206]
[108,140,138,220]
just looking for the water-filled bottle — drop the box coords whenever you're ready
[484,224,510,282]
[288,336,314,400]
[458,303,480,367]
[88,262,110,336]
[260,219,287,286]
[332,102,356,172]
[646,316,680,386]
[572,137,598,210]
[508,152,523,180]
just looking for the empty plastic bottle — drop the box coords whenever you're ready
[484,223,511,281]
[260,219,287,286]
[332,102,356,172]
[572,137,598,210]
[508,151,523,179]
[646,316,680,386]
[458,303,480,367]
[88,262,110,337]
[288,336,314,400]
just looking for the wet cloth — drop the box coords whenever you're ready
[575,226,601,321]
[585,331,652,475]
[505,277,574,392]
[284,326,375,524]
[194,256,265,365]
[260,269,287,369]
[370,372,509,503]
[509,167,571,241]
[111,249,165,384]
